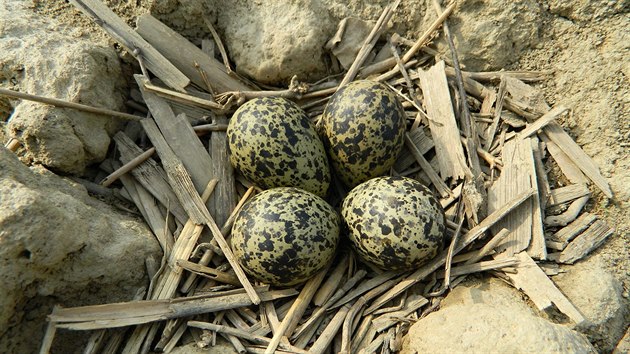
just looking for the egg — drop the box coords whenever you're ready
[231,187,340,286]
[341,176,445,271]
[227,97,330,197]
[321,80,405,187]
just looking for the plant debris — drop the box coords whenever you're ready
[10,0,614,353]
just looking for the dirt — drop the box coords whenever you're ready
[514,6,629,295]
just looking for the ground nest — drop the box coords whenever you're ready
[1,0,625,353]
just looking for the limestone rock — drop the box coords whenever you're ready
[214,0,335,84]
[420,0,543,72]
[401,278,596,354]
[0,147,161,353]
[554,257,628,352]
[1,0,126,174]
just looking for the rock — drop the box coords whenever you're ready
[419,0,543,72]
[0,147,161,354]
[214,0,335,85]
[1,0,127,174]
[401,278,596,354]
[553,256,628,352]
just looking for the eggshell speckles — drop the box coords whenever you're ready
[227,97,330,197]
[231,187,340,286]
[322,80,405,187]
[341,176,445,271]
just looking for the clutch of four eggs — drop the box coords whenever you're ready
[226,80,445,286]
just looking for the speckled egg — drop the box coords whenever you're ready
[341,176,445,271]
[227,97,330,197]
[321,80,405,187]
[231,187,340,286]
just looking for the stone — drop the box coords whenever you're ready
[1,0,127,174]
[0,147,162,354]
[419,0,543,72]
[214,0,335,85]
[401,278,596,354]
[553,256,628,352]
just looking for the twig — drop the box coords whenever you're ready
[517,106,569,140]
[545,195,590,227]
[50,287,296,330]
[442,207,465,289]
[388,38,422,110]
[202,15,233,73]
[438,257,518,278]
[5,138,21,152]
[187,321,307,354]
[339,298,366,354]
[314,254,350,306]
[308,303,352,354]
[264,267,329,353]
[329,270,397,310]
[180,186,256,293]
[0,87,141,121]
[485,77,507,151]
[349,315,374,353]
[176,260,241,286]
[204,213,261,305]
[467,228,511,265]
[338,0,401,88]
[194,61,216,96]
[358,332,386,354]
[39,306,60,354]
[100,147,156,187]
[375,59,420,83]
[358,3,455,78]
[192,123,229,133]
[460,136,503,171]
[432,1,483,181]
[142,82,226,111]
[444,67,553,83]
[290,269,368,341]
[404,133,451,197]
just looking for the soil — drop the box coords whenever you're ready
[5,0,630,352]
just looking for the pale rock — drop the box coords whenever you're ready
[1,0,126,174]
[0,147,161,353]
[554,256,628,352]
[401,278,595,354]
[214,0,335,84]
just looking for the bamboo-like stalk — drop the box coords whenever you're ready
[0,87,142,121]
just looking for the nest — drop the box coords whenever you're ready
[13,0,613,353]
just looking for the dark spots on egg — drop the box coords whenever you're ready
[341,176,446,271]
[322,80,406,187]
[231,188,340,287]
[227,97,331,197]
